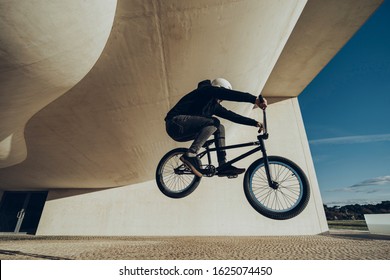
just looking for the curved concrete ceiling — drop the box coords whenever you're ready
[0,0,382,190]
[0,0,117,167]
[263,0,383,97]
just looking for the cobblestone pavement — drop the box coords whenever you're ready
[0,230,389,260]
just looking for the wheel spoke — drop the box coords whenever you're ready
[249,160,305,213]
[157,150,199,196]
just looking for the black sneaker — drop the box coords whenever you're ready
[217,165,246,177]
[180,154,203,177]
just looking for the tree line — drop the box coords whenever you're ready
[324,201,390,220]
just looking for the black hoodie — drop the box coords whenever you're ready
[165,81,258,127]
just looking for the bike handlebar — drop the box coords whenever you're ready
[262,109,268,133]
[257,109,269,139]
[258,94,268,138]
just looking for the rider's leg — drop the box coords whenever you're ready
[212,120,246,176]
[166,115,219,177]
[166,115,220,154]
[213,121,227,166]
[188,118,219,155]
[183,117,219,177]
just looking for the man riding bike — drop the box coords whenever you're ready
[165,78,267,177]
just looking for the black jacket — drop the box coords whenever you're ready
[165,82,258,127]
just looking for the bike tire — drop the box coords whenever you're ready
[156,148,201,198]
[243,156,310,220]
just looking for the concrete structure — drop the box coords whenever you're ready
[365,214,390,235]
[0,0,383,235]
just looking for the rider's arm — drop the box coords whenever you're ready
[215,104,258,127]
[208,86,267,110]
[208,87,257,104]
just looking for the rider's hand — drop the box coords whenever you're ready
[256,122,263,133]
[255,97,268,110]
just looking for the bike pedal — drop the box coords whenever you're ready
[227,175,238,179]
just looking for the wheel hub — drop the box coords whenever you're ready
[271,181,279,190]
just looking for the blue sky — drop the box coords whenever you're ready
[298,0,390,206]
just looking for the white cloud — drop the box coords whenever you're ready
[348,175,390,188]
[325,176,390,193]
[309,133,390,145]
[322,176,390,206]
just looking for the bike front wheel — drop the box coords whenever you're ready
[156,148,201,198]
[243,156,310,220]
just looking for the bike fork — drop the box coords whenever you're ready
[259,138,278,189]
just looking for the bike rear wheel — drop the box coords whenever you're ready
[243,156,310,220]
[156,148,201,198]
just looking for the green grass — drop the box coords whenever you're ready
[327,220,368,231]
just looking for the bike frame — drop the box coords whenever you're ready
[198,136,264,170]
[197,109,276,188]
[159,105,310,218]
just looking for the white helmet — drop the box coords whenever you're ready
[211,78,232,90]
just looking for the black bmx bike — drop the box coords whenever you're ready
[156,99,310,220]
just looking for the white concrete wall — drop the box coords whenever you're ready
[36,99,328,236]
[364,214,390,235]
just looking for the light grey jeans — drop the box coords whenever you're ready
[166,115,226,164]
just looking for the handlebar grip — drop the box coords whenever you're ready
[258,94,264,103]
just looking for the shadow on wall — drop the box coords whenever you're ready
[46,188,115,201]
